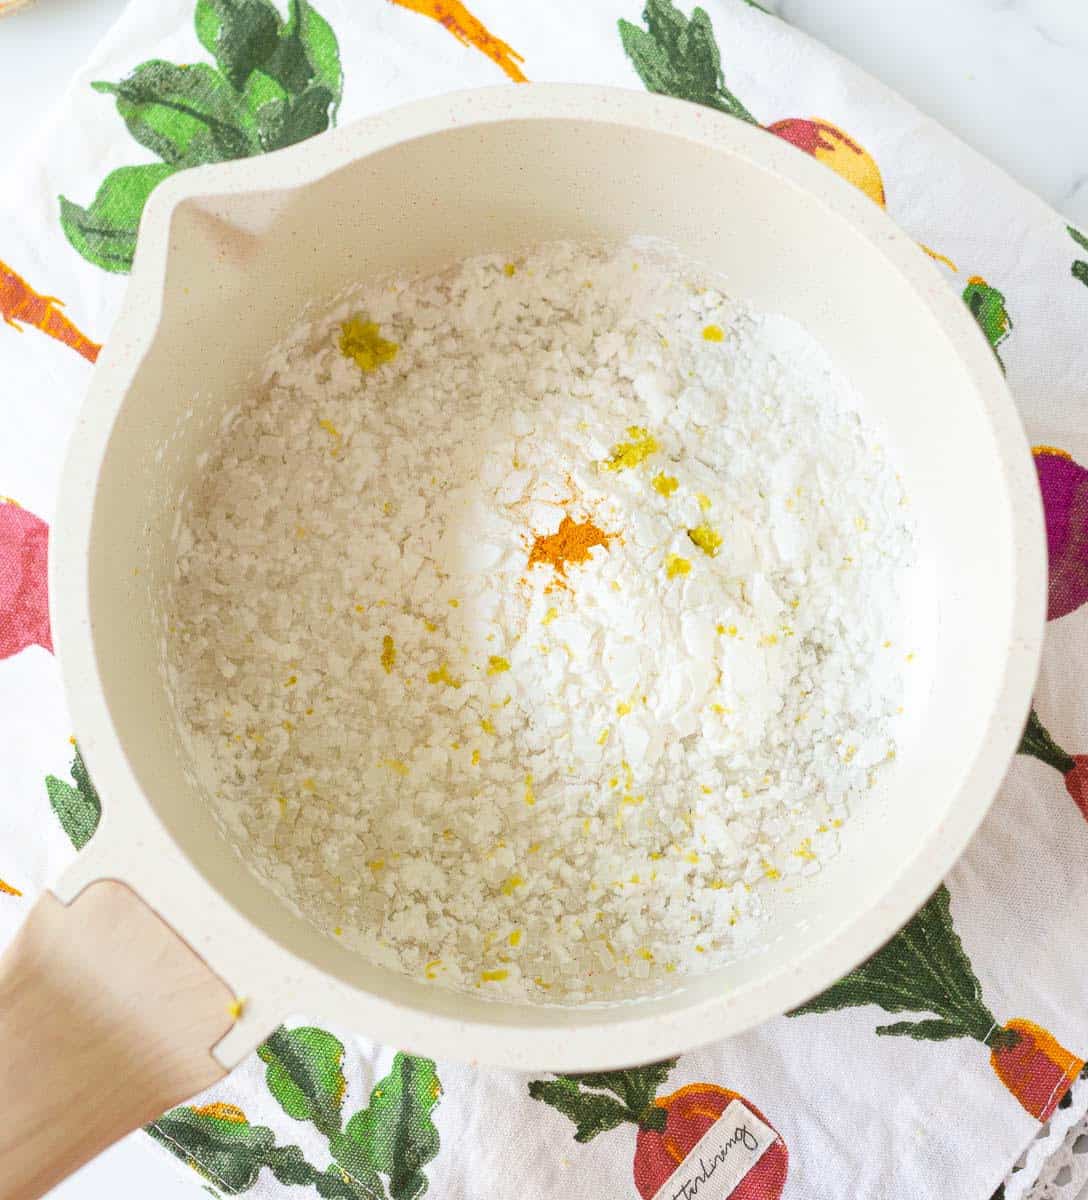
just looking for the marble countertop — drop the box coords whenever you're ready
[2,2,1086,1198]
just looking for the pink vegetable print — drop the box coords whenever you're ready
[0,500,51,658]
[1034,446,1088,621]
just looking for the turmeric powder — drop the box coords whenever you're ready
[528,515,613,581]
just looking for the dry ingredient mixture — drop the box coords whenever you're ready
[165,240,914,1003]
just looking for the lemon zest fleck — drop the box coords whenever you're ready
[665,554,691,578]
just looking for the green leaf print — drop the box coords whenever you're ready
[527,1061,676,1141]
[961,276,1013,370]
[618,0,756,124]
[92,62,262,166]
[564,1060,677,1119]
[59,163,178,274]
[45,744,102,850]
[60,0,342,273]
[147,1105,325,1193]
[195,0,283,90]
[258,1025,347,1138]
[340,1054,442,1200]
[526,1077,634,1142]
[1070,225,1088,288]
[789,886,999,1044]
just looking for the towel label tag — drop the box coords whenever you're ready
[648,1098,777,1200]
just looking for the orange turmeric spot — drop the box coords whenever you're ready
[0,878,21,897]
[528,515,613,584]
[1033,445,1072,460]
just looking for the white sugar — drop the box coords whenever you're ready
[165,239,914,1003]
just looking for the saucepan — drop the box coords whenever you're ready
[0,85,1044,1199]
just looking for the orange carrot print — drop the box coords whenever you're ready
[389,0,527,82]
[791,886,1084,1121]
[0,878,21,897]
[0,258,100,363]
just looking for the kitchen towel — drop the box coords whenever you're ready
[2,2,1088,1198]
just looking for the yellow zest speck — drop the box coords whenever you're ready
[582,818,591,834]
[702,323,725,342]
[843,745,857,763]
[695,944,706,954]
[508,929,522,947]
[542,607,559,626]
[480,718,496,735]
[302,778,317,793]
[503,262,517,277]
[603,426,659,472]
[651,472,679,497]
[597,727,610,745]
[685,851,700,864]
[424,620,438,632]
[701,785,713,794]
[333,926,343,937]
[338,316,398,372]
[696,492,712,511]
[610,580,621,591]
[480,969,509,983]
[759,633,779,647]
[622,793,644,806]
[524,774,535,806]
[381,759,408,775]
[500,875,526,896]
[708,879,726,890]
[534,976,553,989]
[425,959,442,980]
[616,701,632,717]
[487,655,510,675]
[471,749,481,766]
[855,516,868,531]
[665,554,691,579]
[295,525,306,538]
[228,997,246,1020]
[277,796,288,811]
[318,418,342,448]
[831,818,843,828]
[637,948,654,961]
[368,859,385,871]
[762,860,781,881]
[448,598,460,608]
[905,652,915,663]
[528,842,541,855]
[793,839,817,862]
[284,675,298,687]
[687,524,722,557]
[883,640,892,649]
[649,851,663,861]
[816,822,830,834]
[305,707,314,716]
[381,635,396,674]
[427,663,462,688]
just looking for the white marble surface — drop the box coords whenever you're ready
[1,2,1086,1198]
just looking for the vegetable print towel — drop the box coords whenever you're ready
[2,1,1087,1197]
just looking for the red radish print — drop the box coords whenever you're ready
[529,1061,787,1199]
[1019,707,1088,821]
[619,1,886,207]
[767,118,885,206]
[791,886,1084,1120]
[1033,446,1088,621]
[0,258,100,363]
[990,1019,1085,1122]
[0,500,51,659]
[635,1083,787,1200]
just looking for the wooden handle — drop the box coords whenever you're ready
[0,881,236,1200]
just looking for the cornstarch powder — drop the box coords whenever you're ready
[165,239,914,1003]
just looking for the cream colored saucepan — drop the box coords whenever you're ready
[0,86,1044,1199]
